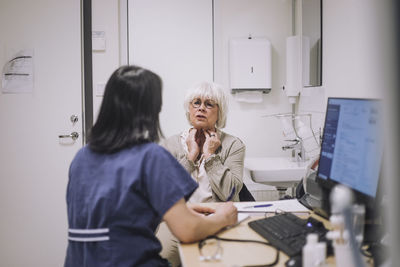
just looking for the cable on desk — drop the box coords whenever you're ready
[198,235,280,267]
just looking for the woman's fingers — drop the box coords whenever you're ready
[205,130,217,139]
[188,128,197,138]
[186,129,201,161]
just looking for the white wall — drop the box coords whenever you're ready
[214,0,294,158]
[94,1,296,159]
[323,1,388,100]
[91,0,396,156]
[128,0,214,137]
[300,0,394,146]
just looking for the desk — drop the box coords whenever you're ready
[178,202,353,267]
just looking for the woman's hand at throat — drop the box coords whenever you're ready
[186,128,220,161]
[186,128,201,162]
[203,130,221,160]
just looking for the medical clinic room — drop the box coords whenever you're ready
[1,0,399,266]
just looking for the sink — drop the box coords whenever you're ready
[244,157,312,188]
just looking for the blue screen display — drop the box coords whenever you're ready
[318,98,383,197]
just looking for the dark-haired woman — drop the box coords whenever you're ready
[64,65,237,267]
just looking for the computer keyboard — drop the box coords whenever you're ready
[248,212,330,257]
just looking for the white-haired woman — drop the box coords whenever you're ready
[157,82,250,267]
[162,81,246,202]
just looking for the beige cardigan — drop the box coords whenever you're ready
[161,130,245,202]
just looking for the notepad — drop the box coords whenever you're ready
[207,212,250,225]
[234,199,311,215]
[237,213,250,224]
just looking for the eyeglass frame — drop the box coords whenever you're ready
[190,98,218,109]
[198,237,223,262]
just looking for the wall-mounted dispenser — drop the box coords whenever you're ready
[285,36,302,104]
[229,37,272,98]
[285,35,310,104]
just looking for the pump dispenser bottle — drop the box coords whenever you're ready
[302,233,327,267]
[302,233,318,267]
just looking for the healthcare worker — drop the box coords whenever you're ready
[64,65,237,266]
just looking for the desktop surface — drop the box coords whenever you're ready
[179,215,294,267]
[178,202,341,267]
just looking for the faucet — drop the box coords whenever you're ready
[282,138,306,162]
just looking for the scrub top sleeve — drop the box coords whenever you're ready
[144,145,198,218]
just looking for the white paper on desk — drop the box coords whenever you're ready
[210,213,249,231]
[237,213,250,224]
[207,211,249,223]
[234,199,311,214]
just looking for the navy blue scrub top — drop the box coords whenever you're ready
[65,143,198,267]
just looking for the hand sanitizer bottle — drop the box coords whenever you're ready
[303,233,327,267]
[302,233,318,267]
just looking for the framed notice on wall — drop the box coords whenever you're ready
[2,49,34,94]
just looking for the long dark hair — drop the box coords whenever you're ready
[88,65,163,153]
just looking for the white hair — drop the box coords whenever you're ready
[184,81,228,128]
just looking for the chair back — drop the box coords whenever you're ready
[239,184,255,201]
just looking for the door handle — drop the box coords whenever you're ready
[59,132,79,141]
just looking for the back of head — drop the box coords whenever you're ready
[89,65,163,153]
[184,81,228,129]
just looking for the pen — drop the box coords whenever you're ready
[243,204,273,209]
[226,186,236,201]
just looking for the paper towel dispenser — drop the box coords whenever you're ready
[229,37,271,94]
[284,35,312,104]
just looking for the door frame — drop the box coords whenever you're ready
[82,0,94,144]
[119,0,129,65]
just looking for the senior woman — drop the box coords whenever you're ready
[157,82,251,267]
[162,81,246,202]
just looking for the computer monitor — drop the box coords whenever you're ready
[315,97,383,220]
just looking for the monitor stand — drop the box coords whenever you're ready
[298,171,330,218]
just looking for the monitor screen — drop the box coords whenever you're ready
[316,98,383,214]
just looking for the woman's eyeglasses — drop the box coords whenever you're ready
[198,237,222,261]
[191,99,217,109]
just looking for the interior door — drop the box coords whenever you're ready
[128,0,213,137]
[0,0,82,266]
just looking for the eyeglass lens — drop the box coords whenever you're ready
[199,239,222,261]
[192,99,216,109]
